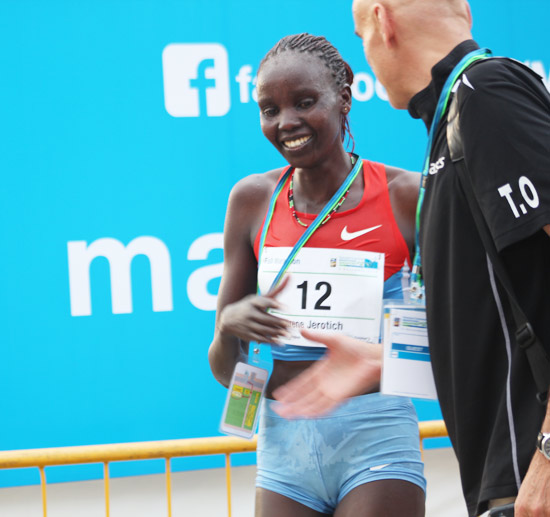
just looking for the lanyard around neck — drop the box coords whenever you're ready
[258,156,363,291]
[410,47,492,299]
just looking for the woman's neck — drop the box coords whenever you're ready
[292,150,353,213]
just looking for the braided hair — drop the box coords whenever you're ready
[259,33,355,151]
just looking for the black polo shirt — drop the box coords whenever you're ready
[409,40,550,516]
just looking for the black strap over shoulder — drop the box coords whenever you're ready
[447,71,550,405]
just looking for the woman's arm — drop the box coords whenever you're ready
[208,171,290,387]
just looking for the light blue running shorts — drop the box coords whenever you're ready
[256,393,426,514]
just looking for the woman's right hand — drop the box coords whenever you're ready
[217,276,291,345]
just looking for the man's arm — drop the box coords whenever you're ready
[516,222,549,515]
[515,399,550,516]
[272,330,382,417]
[458,62,550,516]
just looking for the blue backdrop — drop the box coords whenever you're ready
[1,0,549,486]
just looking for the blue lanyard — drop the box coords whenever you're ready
[258,157,363,291]
[410,48,492,299]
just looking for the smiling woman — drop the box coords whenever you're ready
[257,34,353,176]
[208,33,424,517]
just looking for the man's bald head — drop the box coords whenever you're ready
[353,0,471,26]
[352,0,473,108]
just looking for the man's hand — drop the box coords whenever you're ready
[272,329,382,418]
[515,450,550,516]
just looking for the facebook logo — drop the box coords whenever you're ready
[163,43,230,117]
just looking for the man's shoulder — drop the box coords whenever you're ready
[454,55,550,117]
[463,56,545,90]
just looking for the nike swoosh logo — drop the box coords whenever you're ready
[369,463,391,471]
[341,225,382,241]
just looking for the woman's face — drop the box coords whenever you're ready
[256,52,350,169]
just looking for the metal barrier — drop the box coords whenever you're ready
[0,420,447,517]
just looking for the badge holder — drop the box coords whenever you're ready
[219,348,270,439]
[380,276,437,400]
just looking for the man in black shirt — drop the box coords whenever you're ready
[273,1,550,515]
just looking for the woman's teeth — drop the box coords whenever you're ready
[283,136,311,149]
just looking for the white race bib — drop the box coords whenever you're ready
[258,247,385,347]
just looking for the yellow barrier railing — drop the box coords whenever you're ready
[0,420,447,517]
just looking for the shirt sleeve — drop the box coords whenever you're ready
[457,58,550,251]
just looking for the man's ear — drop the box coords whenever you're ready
[373,3,396,48]
[464,1,473,29]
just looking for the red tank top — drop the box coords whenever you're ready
[253,160,410,279]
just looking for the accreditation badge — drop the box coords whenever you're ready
[258,247,385,347]
[381,301,437,400]
[219,361,269,439]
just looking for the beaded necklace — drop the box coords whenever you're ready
[288,154,358,227]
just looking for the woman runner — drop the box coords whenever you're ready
[209,33,425,517]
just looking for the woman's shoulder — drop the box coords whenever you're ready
[383,165,421,203]
[229,167,286,207]
[225,167,287,242]
[224,166,288,250]
[380,165,420,255]
[384,165,420,189]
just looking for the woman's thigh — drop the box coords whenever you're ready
[255,487,330,517]
[334,479,425,517]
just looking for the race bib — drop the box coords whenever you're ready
[258,247,385,347]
